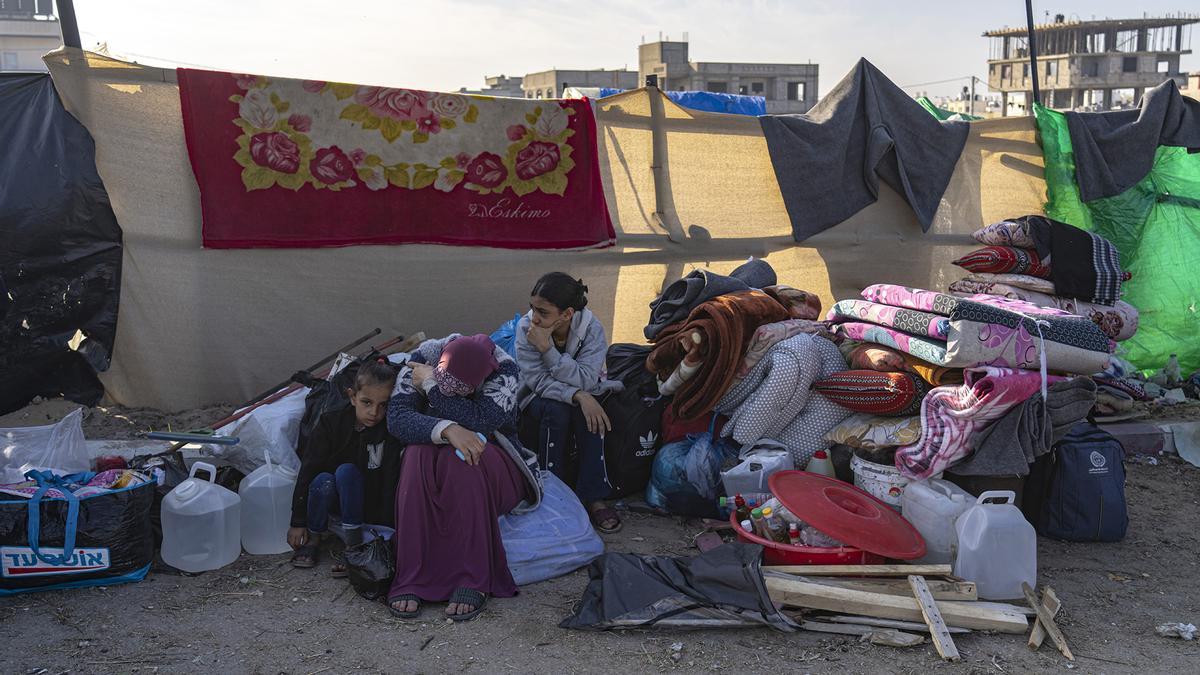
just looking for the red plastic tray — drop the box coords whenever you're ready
[728,511,885,566]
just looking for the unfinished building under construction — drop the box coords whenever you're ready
[984,13,1197,114]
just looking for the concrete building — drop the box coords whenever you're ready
[459,74,524,98]
[638,39,819,113]
[1184,73,1200,101]
[984,14,1198,114]
[521,69,637,99]
[0,1,60,72]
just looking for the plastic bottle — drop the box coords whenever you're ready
[724,492,772,508]
[161,462,242,573]
[740,519,753,533]
[733,494,750,523]
[787,522,802,546]
[900,478,974,564]
[239,451,298,555]
[717,496,731,519]
[801,526,842,548]
[763,507,788,544]
[804,449,837,478]
[954,491,1037,600]
[750,508,767,538]
[1166,354,1182,387]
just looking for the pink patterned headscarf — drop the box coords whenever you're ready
[434,334,499,396]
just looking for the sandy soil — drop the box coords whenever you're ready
[3,402,1200,674]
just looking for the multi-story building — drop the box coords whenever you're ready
[984,13,1198,114]
[521,69,638,99]
[0,1,60,72]
[637,39,819,113]
[459,74,524,99]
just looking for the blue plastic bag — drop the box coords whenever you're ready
[490,312,523,360]
[645,419,736,517]
[499,472,604,585]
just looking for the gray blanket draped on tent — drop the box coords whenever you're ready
[1066,79,1200,202]
[758,58,969,242]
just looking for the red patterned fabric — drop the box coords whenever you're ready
[812,370,930,417]
[177,68,614,249]
[952,246,1051,278]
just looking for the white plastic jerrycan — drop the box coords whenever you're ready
[953,490,1036,600]
[161,462,242,573]
[901,478,974,564]
[239,451,298,555]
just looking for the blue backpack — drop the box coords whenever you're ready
[1030,423,1128,542]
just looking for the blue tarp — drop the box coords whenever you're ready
[599,88,766,116]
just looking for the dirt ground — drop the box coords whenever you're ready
[3,402,1200,674]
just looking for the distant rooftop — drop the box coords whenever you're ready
[983,14,1198,38]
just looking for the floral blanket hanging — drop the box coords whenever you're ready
[177,68,614,249]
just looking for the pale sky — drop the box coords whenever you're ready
[73,0,1197,99]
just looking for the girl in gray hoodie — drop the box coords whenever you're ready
[516,273,624,533]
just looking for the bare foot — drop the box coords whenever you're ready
[445,601,477,616]
[390,598,418,614]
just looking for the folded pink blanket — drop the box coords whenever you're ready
[827,299,949,339]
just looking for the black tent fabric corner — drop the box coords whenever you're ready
[559,542,797,632]
[0,73,123,415]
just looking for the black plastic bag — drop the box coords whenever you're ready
[0,472,155,595]
[294,350,386,459]
[128,452,190,551]
[0,74,123,415]
[559,542,796,631]
[344,535,395,601]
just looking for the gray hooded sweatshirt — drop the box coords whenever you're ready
[515,308,623,411]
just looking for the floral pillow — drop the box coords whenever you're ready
[972,219,1038,248]
[812,370,931,417]
[952,246,1051,278]
[826,413,922,450]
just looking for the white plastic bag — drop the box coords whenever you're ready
[212,388,307,474]
[0,408,90,483]
[720,439,793,495]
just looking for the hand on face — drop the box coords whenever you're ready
[410,363,434,390]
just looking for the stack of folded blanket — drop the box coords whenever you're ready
[948,215,1138,342]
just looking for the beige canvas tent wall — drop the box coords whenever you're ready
[44,48,1047,411]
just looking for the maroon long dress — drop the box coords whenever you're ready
[387,443,527,602]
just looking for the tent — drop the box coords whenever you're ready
[25,48,1045,410]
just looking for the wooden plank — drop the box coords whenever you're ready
[1028,587,1062,649]
[765,576,1029,634]
[799,620,878,637]
[826,615,971,635]
[974,600,1037,617]
[870,629,925,648]
[764,564,953,577]
[909,575,961,662]
[796,576,977,601]
[1022,583,1074,661]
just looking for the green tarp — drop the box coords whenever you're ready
[916,97,983,121]
[1035,103,1200,374]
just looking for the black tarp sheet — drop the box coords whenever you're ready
[0,73,122,414]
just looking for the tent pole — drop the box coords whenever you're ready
[56,0,83,49]
[646,75,683,242]
[1024,0,1041,112]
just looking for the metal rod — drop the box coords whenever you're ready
[1025,0,1042,110]
[55,0,83,49]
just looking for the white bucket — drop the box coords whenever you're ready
[851,454,909,510]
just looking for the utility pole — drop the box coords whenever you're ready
[55,0,83,49]
[1024,0,1041,113]
[970,76,978,116]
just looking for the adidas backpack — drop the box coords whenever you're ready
[1026,422,1128,542]
[601,383,667,498]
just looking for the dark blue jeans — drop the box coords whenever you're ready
[523,396,611,503]
[306,463,365,533]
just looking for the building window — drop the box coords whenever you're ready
[751,82,764,94]
[1046,61,1058,79]
[706,81,728,93]
[1083,60,1100,77]
[1122,57,1137,73]
[1022,63,1029,79]
[989,63,996,74]
[786,82,805,101]
[1157,60,1170,74]
[738,85,748,95]
[1001,64,1012,80]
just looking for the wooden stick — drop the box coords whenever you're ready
[825,615,970,635]
[795,576,977,601]
[1022,582,1073,661]
[764,564,953,577]
[909,576,960,662]
[765,576,1029,633]
[1028,587,1062,650]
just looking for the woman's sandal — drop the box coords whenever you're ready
[329,549,348,579]
[589,505,623,534]
[388,594,422,619]
[290,543,319,568]
[447,588,487,622]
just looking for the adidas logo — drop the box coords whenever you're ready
[639,431,657,450]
